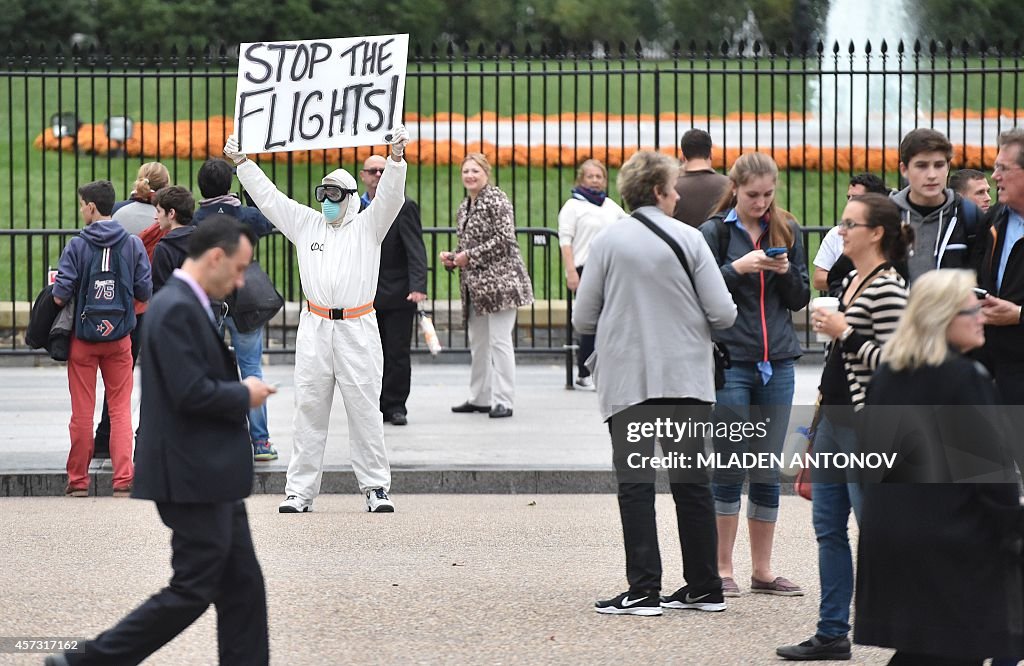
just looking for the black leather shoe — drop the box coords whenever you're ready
[45,654,71,666]
[451,402,490,413]
[390,412,408,426]
[776,635,851,661]
[489,404,513,418]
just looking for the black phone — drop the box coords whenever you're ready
[973,287,989,299]
[764,247,787,258]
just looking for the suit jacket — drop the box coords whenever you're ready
[133,276,253,503]
[369,198,428,310]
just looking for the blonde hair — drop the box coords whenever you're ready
[711,152,795,248]
[881,269,976,371]
[616,151,679,210]
[133,162,169,202]
[461,152,491,183]
[575,159,608,187]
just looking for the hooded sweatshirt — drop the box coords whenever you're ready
[53,219,152,310]
[889,187,980,283]
[151,226,197,293]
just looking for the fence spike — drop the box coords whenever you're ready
[913,39,922,54]
[864,40,872,55]
[831,40,840,55]
[815,40,824,55]
[880,39,888,54]
[978,38,988,54]
[634,38,643,58]
[524,41,533,57]
[720,40,729,56]
[961,39,970,56]
[785,40,794,56]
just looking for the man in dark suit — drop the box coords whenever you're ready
[360,154,428,426]
[48,215,276,666]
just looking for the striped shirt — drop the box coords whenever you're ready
[832,267,908,408]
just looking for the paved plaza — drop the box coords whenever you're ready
[0,359,897,665]
[1,360,822,495]
[0,494,893,665]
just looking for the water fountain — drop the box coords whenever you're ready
[811,0,922,152]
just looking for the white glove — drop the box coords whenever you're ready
[388,124,410,158]
[223,134,247,165]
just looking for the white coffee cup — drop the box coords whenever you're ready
[811,296,840,343]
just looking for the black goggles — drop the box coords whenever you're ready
[314,184,357,203]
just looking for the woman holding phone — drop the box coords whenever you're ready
[700,152,810,599]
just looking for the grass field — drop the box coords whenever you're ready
[2,55,1017,300]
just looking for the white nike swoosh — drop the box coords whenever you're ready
[621,596,649,607]
[685,593,711,603]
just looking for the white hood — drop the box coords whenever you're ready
[321,168,360,226]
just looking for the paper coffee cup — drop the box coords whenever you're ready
[811,296,840,343]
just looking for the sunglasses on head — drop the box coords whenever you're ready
[362,167,385,175]
[314,184,357,203]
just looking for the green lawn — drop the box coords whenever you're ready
[1,55,1013,300]
[0,161,838,304]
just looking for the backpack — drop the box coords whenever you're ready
[74,236,135,342]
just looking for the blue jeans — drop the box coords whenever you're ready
[811,414,863,639]
[224,317,269,444]
[712,359,795,522]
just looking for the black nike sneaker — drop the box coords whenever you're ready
[594,590,663,616]
[660,585,727,612]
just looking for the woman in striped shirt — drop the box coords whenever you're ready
[776,193,913,662]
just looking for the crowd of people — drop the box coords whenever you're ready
[33,120,1024,664]
[572,127,1023,664]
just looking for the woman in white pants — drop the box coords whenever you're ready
[441,153,534,418]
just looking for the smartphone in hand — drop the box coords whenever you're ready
[764,247,788,258]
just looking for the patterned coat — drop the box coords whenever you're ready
[456,184,534,320]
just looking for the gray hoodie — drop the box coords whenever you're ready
[889,187,978,282]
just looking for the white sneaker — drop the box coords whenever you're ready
[278,495,312,513]
[366,488,395,513]
[575,376,596,391]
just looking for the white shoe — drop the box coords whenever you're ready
[575,376,596,390]
[366,488,395,513]
[278,495,312,513]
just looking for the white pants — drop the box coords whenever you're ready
[285,312,391,500]
[467,307,517,408]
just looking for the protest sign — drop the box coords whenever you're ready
[233,34,408,153]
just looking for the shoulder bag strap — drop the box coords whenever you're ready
[630,211,701,306]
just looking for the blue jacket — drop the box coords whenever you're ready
[53,219,153,309]
[193,201,274,238]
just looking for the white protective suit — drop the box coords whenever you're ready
[236,158,407,500]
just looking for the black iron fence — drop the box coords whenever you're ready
[1,39,1021,357]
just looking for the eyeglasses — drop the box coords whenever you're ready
[956,305,983,317]
[993,163,1022,174]
[314,184,356,203]
[361,168,385,175]
[838,220,872,230]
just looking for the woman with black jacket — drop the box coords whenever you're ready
[700,152,810,599]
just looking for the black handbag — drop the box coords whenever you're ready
[631,211,731,390]
[225,261,284,333]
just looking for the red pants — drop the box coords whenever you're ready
[67,335,134,490]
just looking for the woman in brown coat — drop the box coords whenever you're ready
[441,153,533,418]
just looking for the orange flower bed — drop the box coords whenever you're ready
[33,114,1003,171]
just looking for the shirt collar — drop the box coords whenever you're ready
[724,208,768,230]
[172,268,213,321]
[360,192,373,209]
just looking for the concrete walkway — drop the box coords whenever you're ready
[0,494,893,665]
[0,360,823,496]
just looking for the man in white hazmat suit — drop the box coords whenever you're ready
[223,126,410,514]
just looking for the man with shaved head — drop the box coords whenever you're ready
[359,154,427,427]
